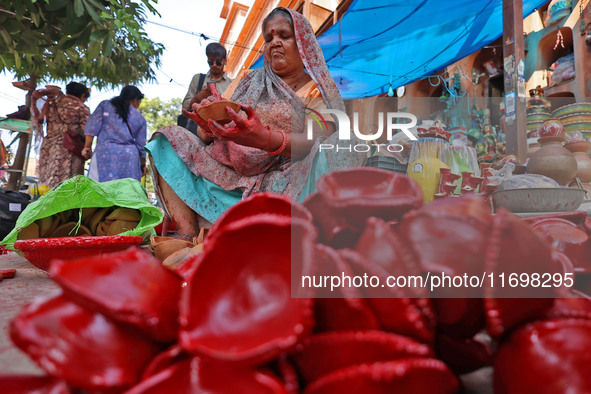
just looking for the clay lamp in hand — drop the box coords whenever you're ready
[195,83,241,125]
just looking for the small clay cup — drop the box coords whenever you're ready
[197,100,241,125]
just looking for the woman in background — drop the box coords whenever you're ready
[82,85,147,182]
[33,82,90,188]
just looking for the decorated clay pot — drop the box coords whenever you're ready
[538,118,565,138]
[565,140,591,183]
[527,136,577,185]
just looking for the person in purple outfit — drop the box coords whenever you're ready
[82,85,147,182]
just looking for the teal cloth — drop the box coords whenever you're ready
[298,150,329,202]
[145,135,242,223]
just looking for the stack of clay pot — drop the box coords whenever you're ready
[527,118,578,186]
[552,102,591,141]
[526,95,552,158]
[526,96,552,138]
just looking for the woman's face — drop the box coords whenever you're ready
[263,15,304,77]
[130,97,142,109]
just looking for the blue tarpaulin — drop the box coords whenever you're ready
[253,0,548,98]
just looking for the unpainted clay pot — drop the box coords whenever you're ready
[527,136,577,185]
[565,140,591,183]
[149,235,195,262]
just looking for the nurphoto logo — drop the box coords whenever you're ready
[305,108,418,153]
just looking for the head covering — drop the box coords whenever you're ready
[280,7,344,111]
[215,7,343,176]
[231,7,344,133]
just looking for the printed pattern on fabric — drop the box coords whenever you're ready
[84,100,147,182]
[38,95,90,188]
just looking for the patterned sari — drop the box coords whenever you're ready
[147,8,365,222]
[38,95,90,188]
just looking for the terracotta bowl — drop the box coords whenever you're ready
[14,235,143,271]
[565,140,591,154]
[196,100,241,125]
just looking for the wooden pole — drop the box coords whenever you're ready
[502,0,527,162]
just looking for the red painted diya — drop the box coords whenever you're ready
[50,247,182,343]
[494,318,591,393]
[304,358,459,394]
[179,215,315,365]
[127,357,289,393]
[10,293,161,391]
[291,330,433,385]
[0,375,69,393]
[315,168,423,230]
[208,192,312,239]
[530,218,591,273]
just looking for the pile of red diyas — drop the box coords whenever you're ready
[3,168,591,393]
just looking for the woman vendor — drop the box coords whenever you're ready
[146,7,365,237]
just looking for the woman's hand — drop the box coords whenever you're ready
[181,107,212,134]
[207,104,270,149]
[81,147,92,160]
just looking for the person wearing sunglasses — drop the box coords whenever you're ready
[180,43,232,134]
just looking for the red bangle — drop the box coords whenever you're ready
[268,129,288,156]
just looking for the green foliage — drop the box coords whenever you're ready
[139,96,181,137]
[0,0,164,88]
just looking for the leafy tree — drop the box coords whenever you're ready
[0,0,164,88]
[0,0,164,190]
[139,97,181,137]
